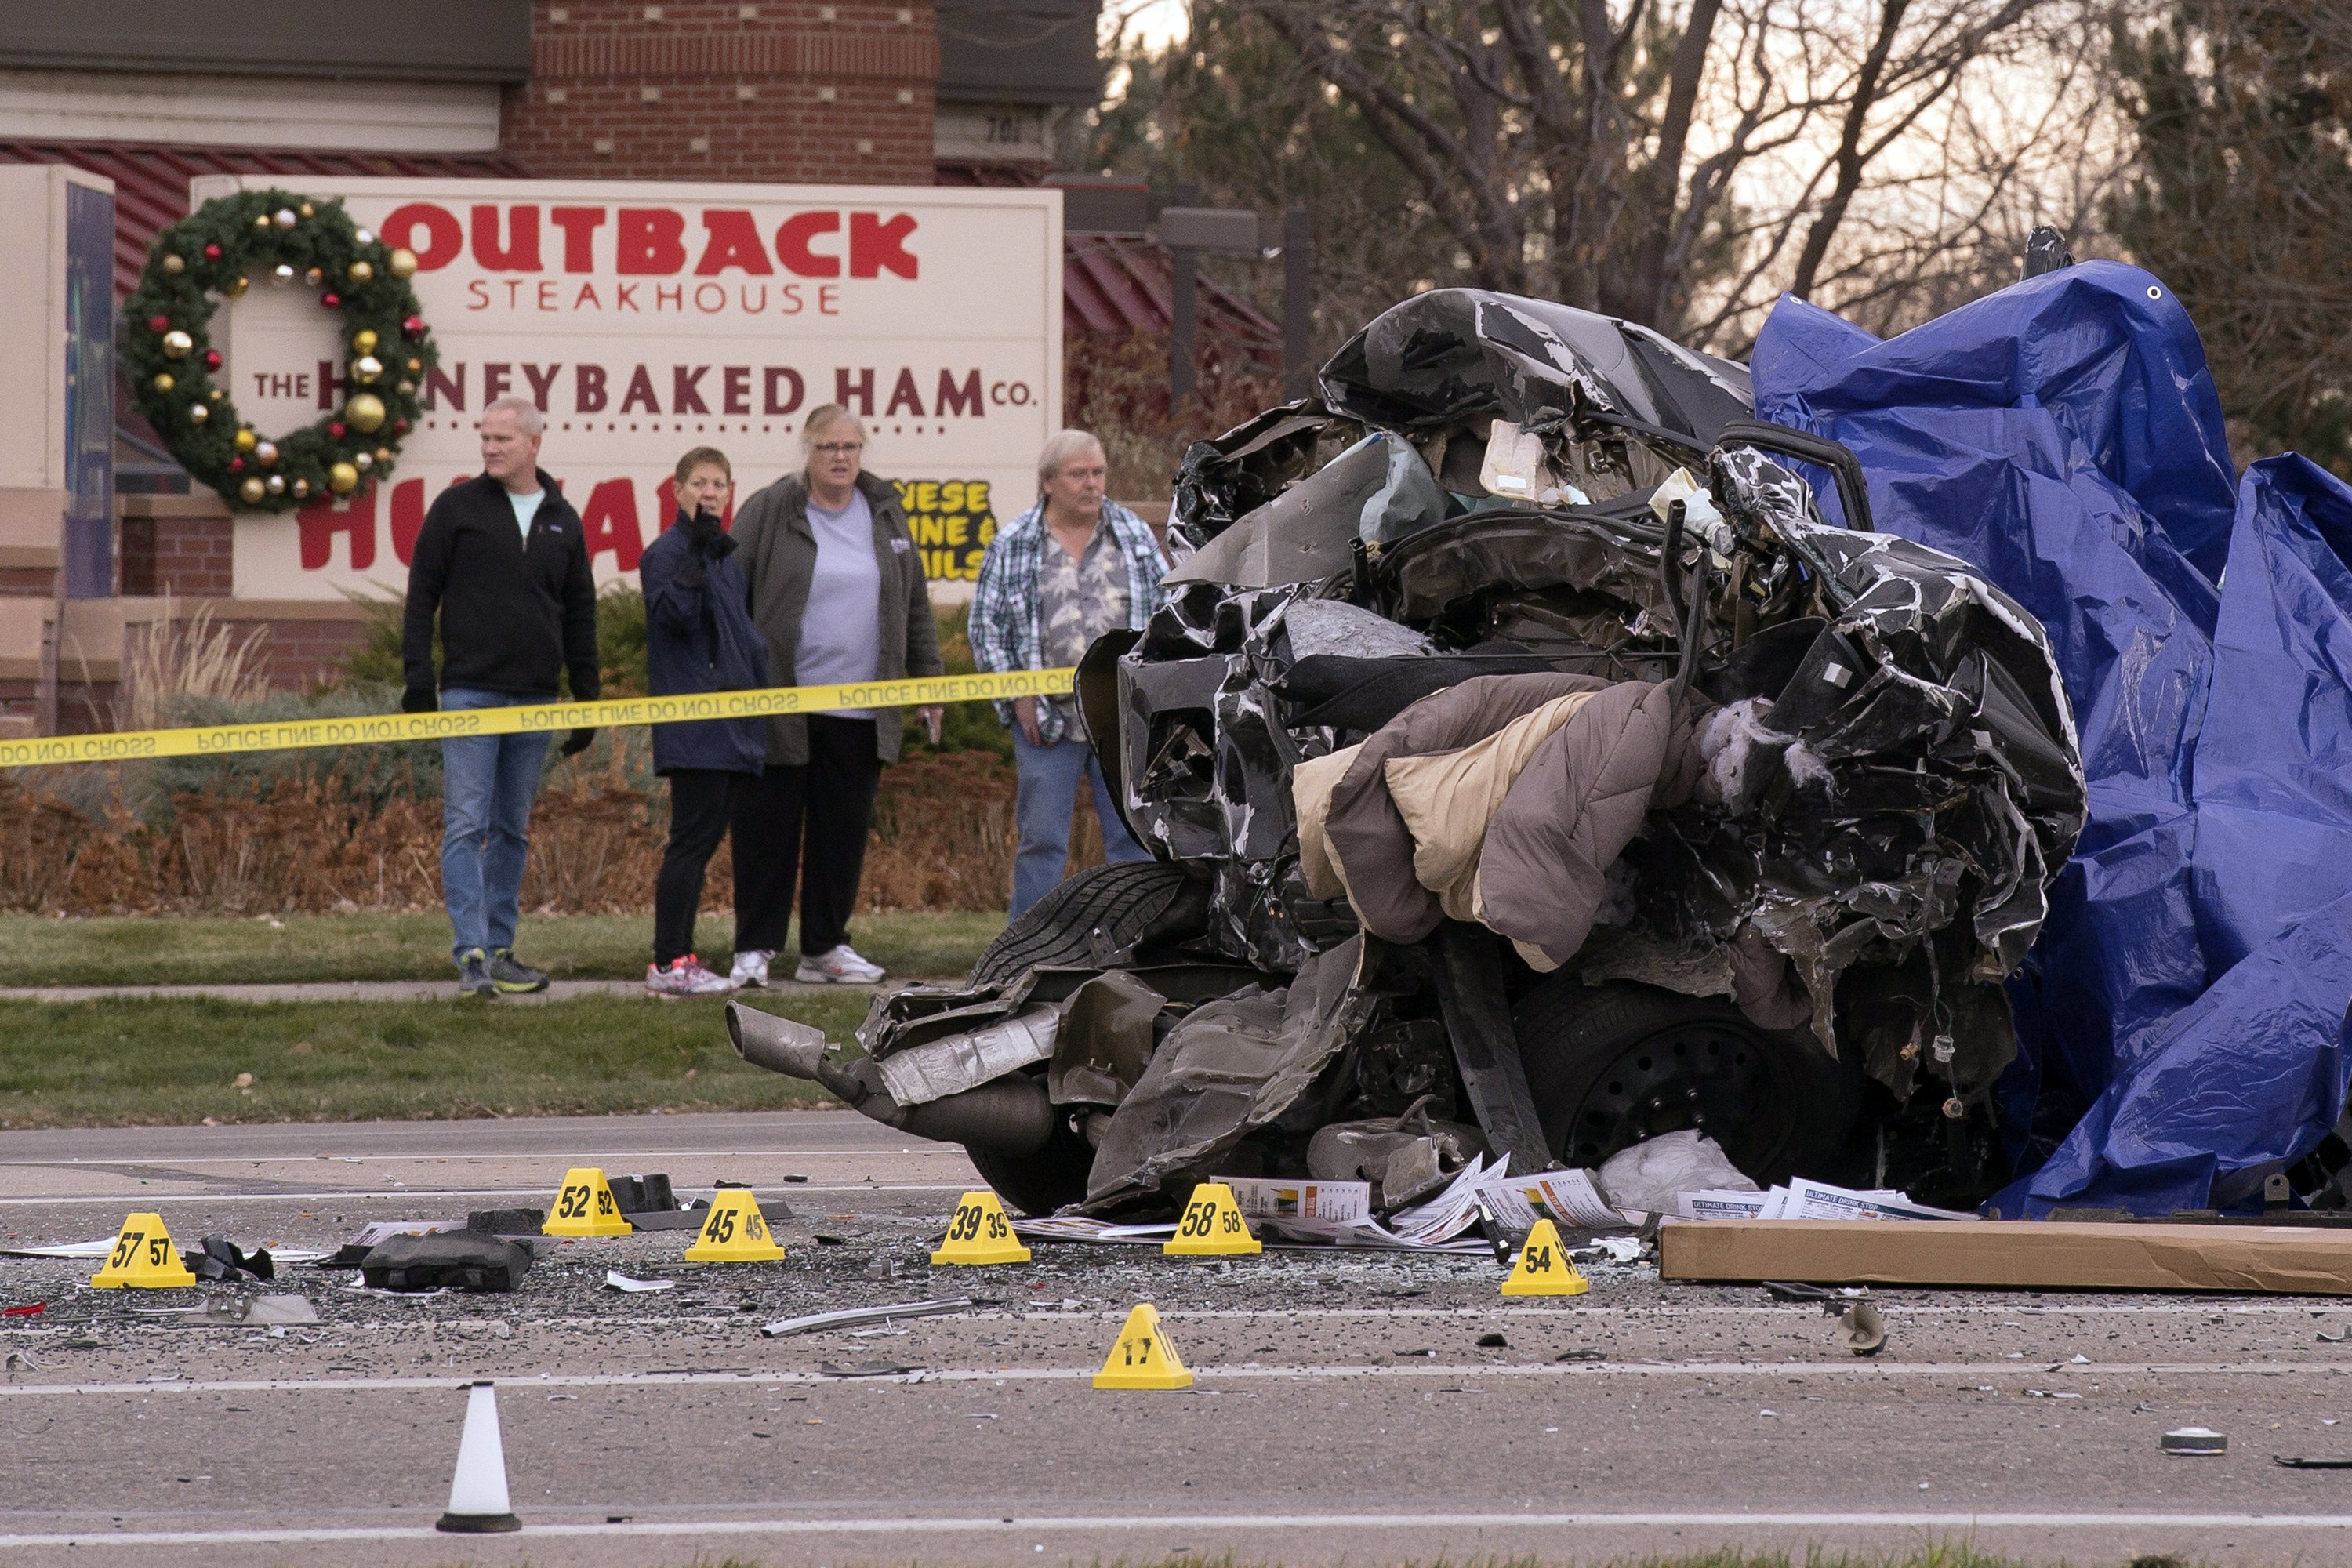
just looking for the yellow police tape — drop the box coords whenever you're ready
[0,667,1076,771]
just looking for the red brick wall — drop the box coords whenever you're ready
[505,1,939,185]
[118,512,235,598]
[234,616,372,694]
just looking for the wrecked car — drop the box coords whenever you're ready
[730,287,2086,1220]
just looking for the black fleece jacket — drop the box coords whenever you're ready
[401,470,600,706]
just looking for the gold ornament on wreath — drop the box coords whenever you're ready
[122,187,437,514]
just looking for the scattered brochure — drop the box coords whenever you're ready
[1215,1176,1372,1224]
[1488,1170,1625,1231]
[1678,1177,1971,1222]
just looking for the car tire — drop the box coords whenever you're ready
[965,1119,1095,1217]
[967,859,1203,991]
[1512,975,1859,1185]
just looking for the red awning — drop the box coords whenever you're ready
[0,140,528,299]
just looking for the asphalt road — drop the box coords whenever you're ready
[4,1113,2352,1567]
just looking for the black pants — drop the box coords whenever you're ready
[653,769,746,967]
[731,716,882,957]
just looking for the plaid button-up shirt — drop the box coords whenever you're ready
[969,499,1167,746]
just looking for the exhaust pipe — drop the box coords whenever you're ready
[727,1000,1054,1154]
[726,1001,830,1080]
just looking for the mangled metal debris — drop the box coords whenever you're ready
[735,284,2082,1225]
[760,1298,973,1338]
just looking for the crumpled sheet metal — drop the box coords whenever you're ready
[1119,585,1366,972]
[1319,289,1751,447]
[1755,261,2352,1214]
[1119,296,2081,1107]
[1166,433,1450,590]
[1085,937,1365,1208]
[1170,401,1361,555]
[875,1007,1059,1109]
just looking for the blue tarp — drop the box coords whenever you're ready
[1751,262,2352,1214]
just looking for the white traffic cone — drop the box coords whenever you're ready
[435,1380,521,1534]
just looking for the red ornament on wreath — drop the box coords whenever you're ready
[203,349,222,370]
[228,457,244,473]
[402,315,423,336]
[328,421,347,439]
[320,292,340,310]
[202,243,222,260]
[147,314,169,333]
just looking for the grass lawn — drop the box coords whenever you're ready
[0,993,869,1127]
[0,910,1003,989]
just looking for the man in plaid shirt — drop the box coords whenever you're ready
[970,430,1168,914]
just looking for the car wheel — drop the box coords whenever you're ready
[965,1120,1095,1217]
[1512,975,1858,1185]
[967,859,1204,991]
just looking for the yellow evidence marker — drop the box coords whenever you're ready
[1163,1181,1262,1257]
[930,1189,1031,1265]
[89,1211,197,1289]
[1093,1302,1195,1390]
[543,1167,633,1237]
[1501,1218,1589,1297]
[683,1188,786,1262]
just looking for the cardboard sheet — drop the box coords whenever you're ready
[1659,1218,2352,1295]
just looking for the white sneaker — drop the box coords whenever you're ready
[795,944,886,984]
[728,949,773,988]
[646,956,739,997]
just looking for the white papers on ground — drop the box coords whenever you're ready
[1007,1156,1636,1255]
[1488,1170,1624,1231]
[1676,1175,1973,1221]
[1009,1218,1174,1245]
[1217,1177,1372,1224]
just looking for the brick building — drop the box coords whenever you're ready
[0,0,1273,733]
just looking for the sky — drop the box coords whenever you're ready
[1111,0,1190,53]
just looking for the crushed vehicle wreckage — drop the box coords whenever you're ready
[731,286,2086,1221]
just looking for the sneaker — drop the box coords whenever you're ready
[795,944,886,984]
[456,948,495,998]
[645,955,739,997]
[486,948,550,994]
[728,949,773,989]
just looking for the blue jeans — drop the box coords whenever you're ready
[1011,734,1148,917]
[439,688,554,961]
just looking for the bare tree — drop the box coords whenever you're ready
[1236,0,2100,346]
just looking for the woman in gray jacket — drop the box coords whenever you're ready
[726,405,943,985]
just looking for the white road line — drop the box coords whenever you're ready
[2,1360,2342,1396]
[5,1510,2351,1548]
[0,1185,963,1206]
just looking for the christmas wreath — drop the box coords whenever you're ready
[121,188,438,513]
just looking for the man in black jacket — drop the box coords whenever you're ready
[402,396,599,997]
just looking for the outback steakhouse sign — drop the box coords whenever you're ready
[188,176,1062,597]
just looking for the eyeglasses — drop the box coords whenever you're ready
[812,441,865,457]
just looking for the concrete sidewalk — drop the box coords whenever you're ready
[0,978,902,1004]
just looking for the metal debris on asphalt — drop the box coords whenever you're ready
[760,1297,974,1338]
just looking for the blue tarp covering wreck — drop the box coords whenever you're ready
[1753,261,2352,1215]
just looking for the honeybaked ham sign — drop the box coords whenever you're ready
[187,176,1062,597]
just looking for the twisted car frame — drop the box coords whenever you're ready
[731,289,2085,1221]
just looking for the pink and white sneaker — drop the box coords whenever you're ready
[644,955,739,997]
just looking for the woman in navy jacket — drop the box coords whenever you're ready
[639,446,770,995]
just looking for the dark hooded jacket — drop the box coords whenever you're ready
[639,511,771,775]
